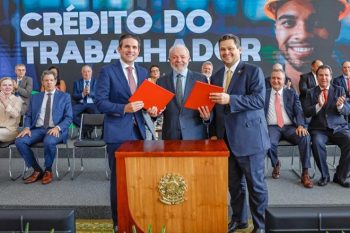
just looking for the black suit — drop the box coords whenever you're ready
[299,72,317,108]
[304,84,350,181]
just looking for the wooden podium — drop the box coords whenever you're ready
[116,140,229,233]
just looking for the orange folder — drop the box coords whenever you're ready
[184,81,224,111]
[129,80,175,112]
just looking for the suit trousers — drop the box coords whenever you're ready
[72,103,100,126]
[107,125,142,227]
[229,151,268,230]
[15,127,65,169]
[311,129,350,180]
[268,125,311,169]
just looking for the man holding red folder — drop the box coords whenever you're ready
[157,44,210,139]
[209,34,270,233]
[95,34,157,231]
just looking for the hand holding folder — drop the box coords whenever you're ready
[129,80,175,113]
[184,81,224,111]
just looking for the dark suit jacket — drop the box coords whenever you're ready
[304,84,350,133]
[24,91,72,142]
[156,70,208,139]
[265,88,305,127]
[15,76,33,115]
[209,61,270,156]
[299,72,317,106]
[72,78,97,103]
[333,75,350,99]
[95,60,147,144]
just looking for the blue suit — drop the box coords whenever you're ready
[209,61,270,230]
[333,75,350,99]
[156,70,208,139]
[304,84,350,181]
[95,60,147,226]
[15,91,72,169]
[265,88,311,169]
[72,78,100,126]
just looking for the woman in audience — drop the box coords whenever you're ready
[40,66,67,92]
[0,77,23,142]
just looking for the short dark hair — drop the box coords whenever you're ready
[218,34,241,48]
[316,65,333,76]
[118,34,141,49]
[41,70,56,81]
[149,65,159,72]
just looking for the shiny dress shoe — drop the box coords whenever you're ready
[333,175,350,188]
[42,171,53,185]
[272,160,281,179]
[317,176,330,186]
[301,172,313,188]
[228,221,248,233]
[24,171,43,184]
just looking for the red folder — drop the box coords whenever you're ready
[129,80,175,112]
[184,81,224,111]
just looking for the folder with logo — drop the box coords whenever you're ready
[184,81,224,111]
[129,80,175,112]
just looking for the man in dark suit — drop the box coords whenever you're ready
[72,64,100,137]
[14,64,33,115]
[304,65,350,188]
[209,34,270,233]
[157,44,210,140]
[15,70,72,185]
[299,59,323,108]
[333,61,350,99]
[95,34,157,230]
[265,68,313,188]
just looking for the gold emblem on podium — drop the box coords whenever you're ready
[158,173,187,205]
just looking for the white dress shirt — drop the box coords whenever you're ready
[36,90,55,128]
[267,88,292,126]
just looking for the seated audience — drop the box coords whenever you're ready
[201,61,213,83]
[299,59,323,109]
[265,69,313,188]
[304,65,350,188]
[14,64,33,115]
[15,70,72,185]
[333,61,350,100]
[265,63,292,90]
[147,65,160,84]
[72,65,100,137]
[0,77,23,142]
[41,66,66,92]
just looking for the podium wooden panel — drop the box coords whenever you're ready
[116,140,229,233]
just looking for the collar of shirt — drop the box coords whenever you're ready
[273,88,283,96]
[225,59,240,75]
[45,89,56,95]
[173,68,188,80]
[321,86,330,91]
[120,59,135,70]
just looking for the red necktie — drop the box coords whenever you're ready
[275,92,284,128]
[322,89,328,104]
[127,66,137,94]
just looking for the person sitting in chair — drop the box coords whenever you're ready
[15,70,72,185]
[265,68,313,188]
[0,77,23,142]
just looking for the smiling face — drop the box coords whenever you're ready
[169,46,190,73]
[342,61,350,77]
[270,70,285,91]
[275,0,340,71]
[201,64,213,78]
[316,67,332,89]
[118,37,140,65]
[219,39,241,68]
[0,79,14,95]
